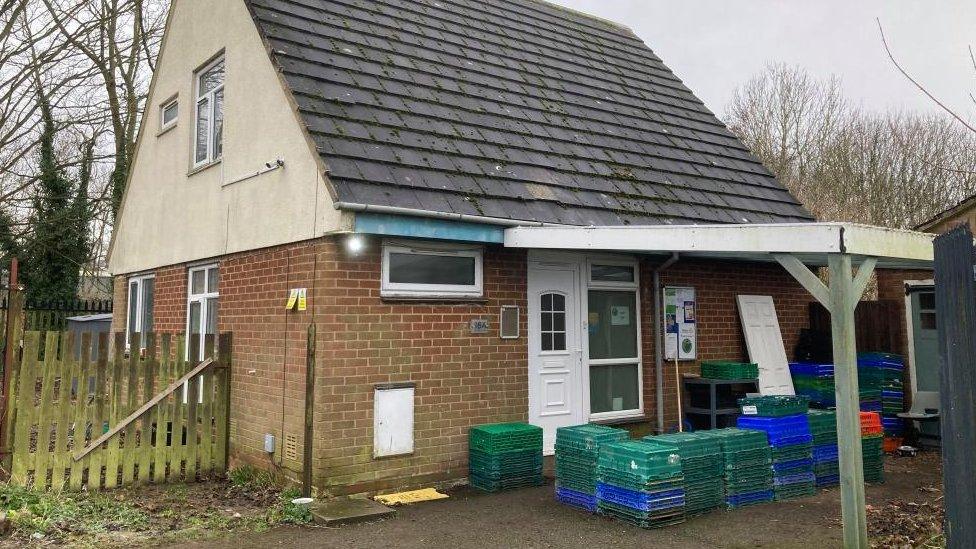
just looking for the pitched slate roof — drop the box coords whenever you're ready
[245,0,814,225]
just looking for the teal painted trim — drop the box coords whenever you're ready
[354,213,506,244]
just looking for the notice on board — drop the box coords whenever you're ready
[664,286,696,360]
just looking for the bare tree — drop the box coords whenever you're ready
[726,64,976,229]
[0,0,166,281]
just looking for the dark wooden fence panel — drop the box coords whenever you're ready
[933,224,976,548]
[809,300,903,355]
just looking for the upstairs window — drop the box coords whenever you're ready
[381,243,483,298]
[193,57,224,167]
[160,97,178,132]
[126,275,155,350]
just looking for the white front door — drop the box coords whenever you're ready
[528,259,584,454]
[737,295,795,395]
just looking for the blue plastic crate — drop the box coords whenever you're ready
[726,490,773,508]
[812,444,839,462]
[773,471,816,486]
[736,414,811,445]
[596,483,686,512]
[772,458,814,473]
[789,363,835,376]
[556,485,598,513]
[769,434,814,448]
[815,474,840,487]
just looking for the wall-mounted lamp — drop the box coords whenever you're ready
[346,235,365,254]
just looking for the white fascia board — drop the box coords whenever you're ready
[839,224,934,263]
[504,222,934,264]
[505,223,844,254]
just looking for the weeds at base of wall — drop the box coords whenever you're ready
[0,466,311,546]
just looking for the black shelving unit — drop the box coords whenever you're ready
[683,375,759,430]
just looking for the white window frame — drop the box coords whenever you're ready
[159,96,178,133]
[381,242,483,298]
[583,257,643,422]
[185,264,218,404]
[126,274,155,350]
[186,264,219,361]
[192,56,224,169]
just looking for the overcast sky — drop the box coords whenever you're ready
[548,0,976,122]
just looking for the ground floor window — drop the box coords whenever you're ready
[587,280,641,417]
[126,274,154,350]
[381,241,483,298]
[186,264,219,361]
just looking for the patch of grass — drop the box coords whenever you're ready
[0,485,148,540]
[275,488,312,525]
[228,465,275,491]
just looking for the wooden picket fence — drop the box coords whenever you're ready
[4,331,231,491]
[0,298,112,348]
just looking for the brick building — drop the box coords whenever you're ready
[108,0,933,495]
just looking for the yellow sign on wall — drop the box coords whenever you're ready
[286,288,308,311]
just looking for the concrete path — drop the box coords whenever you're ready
[175,453,940,549]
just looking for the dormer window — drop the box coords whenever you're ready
[193,56,224,168]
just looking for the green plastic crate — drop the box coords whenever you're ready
[774,482,817,501]
[598,440,682,480]
[645,432,723,460]
[700,360,759,380]
[597,501,686,529]
[556,424,629,453]
[469,449,543,478]
[470,473,544,492]
[469,423,542,454]
[738,395,810,417]
[772,444,813,462]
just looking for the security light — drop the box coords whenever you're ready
[346,235,365,254]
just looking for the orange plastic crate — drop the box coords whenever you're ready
[883,437,903,453]
[859,412,882,436]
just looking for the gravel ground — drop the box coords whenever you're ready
[174,452,943,549]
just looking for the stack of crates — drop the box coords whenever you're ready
[860,412,885,484]
[700,360,759,380]
[554,424,629,512]
[808,410,839,487]
[468,423,544,492]
[857,355,885,414]
[737,415,815,501]
[595,440,686,529]
[645,432,724,516]
[700,428,773,509]
[788,363,836,408]
[862,353,907,450]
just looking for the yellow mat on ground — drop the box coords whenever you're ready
[374,488,449,506]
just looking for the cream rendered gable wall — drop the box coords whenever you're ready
[108,0,346,275]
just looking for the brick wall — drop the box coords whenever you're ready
[112,236,819,495]
[640,259,814,431]
[311,237,528,494]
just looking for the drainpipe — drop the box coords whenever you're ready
[653,253,680,433]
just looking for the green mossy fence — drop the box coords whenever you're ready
[3,331,231,491]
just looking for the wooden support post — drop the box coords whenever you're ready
[302,324,316,498]
[828,253,868,549]
[0,284,24,474]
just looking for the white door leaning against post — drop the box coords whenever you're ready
[528,259,584,454]
[737,295,796,396]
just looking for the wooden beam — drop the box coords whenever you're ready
[851,257,878,309]
[73,357,215,462]
[828,253,869,548]
[774,254,830,308]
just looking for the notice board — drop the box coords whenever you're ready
[664,286,697,360]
